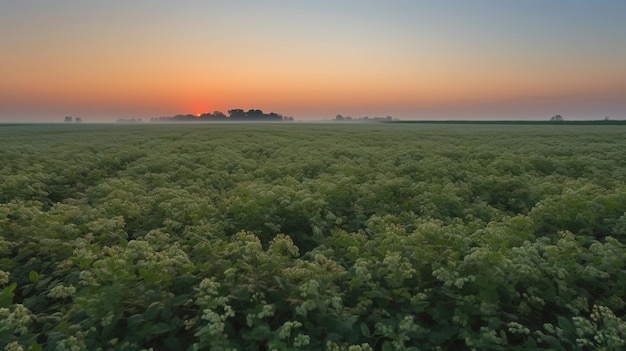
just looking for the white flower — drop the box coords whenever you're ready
[293,334,310,347]
[47,285,76,299]
[0,270,10,285]
[4,342,24,351]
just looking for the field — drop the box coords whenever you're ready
[1,123,626,350]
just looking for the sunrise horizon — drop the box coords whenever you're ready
[2,1,625,123]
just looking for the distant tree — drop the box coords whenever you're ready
[247,109,263,116]
[267,112,282,121]
[75,117,83,123]
[228,109,246,119]
[335,114,344,121]
[213,111,227,119]
[64,116,73,122]
[550,114,563,121]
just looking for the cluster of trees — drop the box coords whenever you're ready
[63,116,83,123]
[1,123,626,350]
[550,115,564,121]
[335,114,393,122]
[151,109,294,123]
[549,115,621,123]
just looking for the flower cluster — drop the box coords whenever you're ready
[277,321,303,339]
[325,341,373,351]
[194,278,236,344]
[54,332,87,351]
[47,284,76,299]
[3,342,24,351]
[0,269,9,285]
[0,304,32,335]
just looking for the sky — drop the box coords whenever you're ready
[1,1,625,122]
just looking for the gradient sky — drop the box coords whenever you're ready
[1,1,625,122]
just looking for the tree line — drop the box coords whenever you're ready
[150,109,294,122]
[335,114,393,122]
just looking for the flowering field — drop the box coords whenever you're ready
[1,123,626,350]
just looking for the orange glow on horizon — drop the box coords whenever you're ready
[2,2,625,122]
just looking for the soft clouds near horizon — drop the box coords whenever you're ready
[1,1,625,122]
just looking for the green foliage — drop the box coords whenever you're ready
[1,123,626,350]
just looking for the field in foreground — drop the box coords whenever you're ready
[1,123,626,350]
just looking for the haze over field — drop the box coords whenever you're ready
[1,1,625,122]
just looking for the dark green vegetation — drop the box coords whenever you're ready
[1,123,626,351]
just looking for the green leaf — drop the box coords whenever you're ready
[3,282,17,294]
[138,268,160,283]
[247,325,271,341]
[53,320,68,332]
[367,288,391,299]
[412,301,429,313]
[150,322,172,335]
[325,319,354,338]
[229,286,251,301]
[360,322,371,338]
[557,316,574,333]
[29,270,40,283]
[541,335,566,351]
[0,282,17,306]
[127,314,145,330]
[267,340,288,351]
[172,293,190,307]
[164,336,181,350]
[144,301,161,320]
